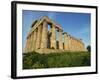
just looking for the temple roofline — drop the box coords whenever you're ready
[27,16,63,37]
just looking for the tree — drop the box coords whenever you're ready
[87,45,91,52]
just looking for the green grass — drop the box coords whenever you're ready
[23,51,90,69]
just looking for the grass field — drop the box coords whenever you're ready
[23,51,90,69]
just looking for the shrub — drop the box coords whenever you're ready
[23,51,90,69]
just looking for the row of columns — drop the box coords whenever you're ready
[25,20,63,52]
[25,20,85,53]
[63,33,85,51]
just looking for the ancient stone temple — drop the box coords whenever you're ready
[24,16,85,53]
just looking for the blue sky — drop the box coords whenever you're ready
[22,10,91,49]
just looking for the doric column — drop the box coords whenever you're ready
[36,25,42,49]
[70,37,74,51]
[31,32,34,51]
[79,42,81,51]
[70,38,72,51]
[25,37,28,53]
[64,33,69,50]
[76,41,78,51]
[71,39,73,51]
[33,30,37,50]
[77,40,79,51]
[29,35,33,52]
[59,30,63,49]
[78,41,80,51]
[76,40,78,51]
[80,42,82,51]
[74,40,77,51]
[50,24,56,49]
[27,37,30,52]
[28,36,31,52]
[41,20,48,49]
[73,39,75,51]
[71,38,75,51]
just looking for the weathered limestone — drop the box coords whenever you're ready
[31,32,34,51]
[33,30,37,50]
[50,24,56,49]
[59,30,63,49]
[24,16,85,53]
[68,36,72,51]
[70,37,73,51]
[27,36,31,52]
[25,38,29,53]
[71,38,75,51]
[70,38,73,51]
[29,35,33,52]
[36,25,42,49]
[41,20,48,49]
[64,33,69,50]
[72,39,75,51]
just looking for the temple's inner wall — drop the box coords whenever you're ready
[24,16,85,53]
